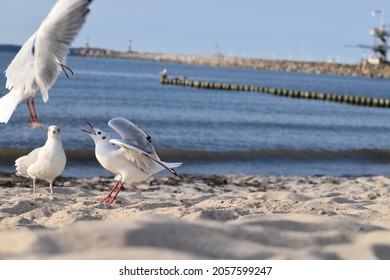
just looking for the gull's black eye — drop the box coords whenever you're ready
[102,136,106,140]
[98,131,101,135]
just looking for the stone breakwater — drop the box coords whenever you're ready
[71,48,390,78]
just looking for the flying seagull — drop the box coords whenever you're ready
[0,0,93,125]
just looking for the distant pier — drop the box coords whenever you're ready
[71,48,390,79]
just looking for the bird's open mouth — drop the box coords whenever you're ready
[81,122,96,135]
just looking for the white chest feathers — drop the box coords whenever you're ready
[27,139,66,183]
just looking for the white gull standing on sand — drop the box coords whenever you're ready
[0,0,93,125]
[82,117,182,204]
[15,125,66,194]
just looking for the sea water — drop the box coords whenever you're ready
[1,50,390,177]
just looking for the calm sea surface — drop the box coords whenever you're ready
[1,50,390,177]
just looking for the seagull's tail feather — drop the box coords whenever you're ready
[15,148,40,178]
[15,155,28,177]
[144,153,182,176]
[0,88,24,124]
[164,162,183,169]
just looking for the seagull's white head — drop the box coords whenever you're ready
[47,125,62,140]
[82,122,111,145]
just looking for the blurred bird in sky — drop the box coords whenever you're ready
[0,0,93,125]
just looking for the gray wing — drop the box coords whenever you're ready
[108,117,154,153]
[110,139,178,176]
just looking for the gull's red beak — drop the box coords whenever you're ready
[81,122,96,135]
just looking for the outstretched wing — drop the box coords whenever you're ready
[34,0,92,102]
[108,117,154,154]
[4,33,37,93]
[110,139,179,176]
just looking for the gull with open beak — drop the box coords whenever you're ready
[82,117,182,204]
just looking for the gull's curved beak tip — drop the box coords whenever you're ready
[81,122,96,135]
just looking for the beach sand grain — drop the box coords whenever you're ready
[1,173,390,259]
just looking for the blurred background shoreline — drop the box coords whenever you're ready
[2,48,390,178]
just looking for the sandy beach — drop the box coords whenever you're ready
[0,172,389,259]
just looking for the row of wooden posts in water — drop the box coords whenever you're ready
[160,76,390,108]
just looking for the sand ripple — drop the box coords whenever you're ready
[1,173,390,259]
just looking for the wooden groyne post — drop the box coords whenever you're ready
[160,76,390,108]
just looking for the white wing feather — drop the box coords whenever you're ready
[111,139,154,174]
[34,0,92,102]
[5,33,37,93]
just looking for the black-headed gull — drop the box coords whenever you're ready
[15,125,67,194]
[82,117,183,204]
[0,0,93,125]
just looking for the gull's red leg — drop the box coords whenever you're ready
[107,182,124,204]
[31,97,39,123]
[26,98,34,123]
[61,64,74,79]
[101,180,121,203]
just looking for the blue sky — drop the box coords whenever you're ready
[0,0,389,63]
